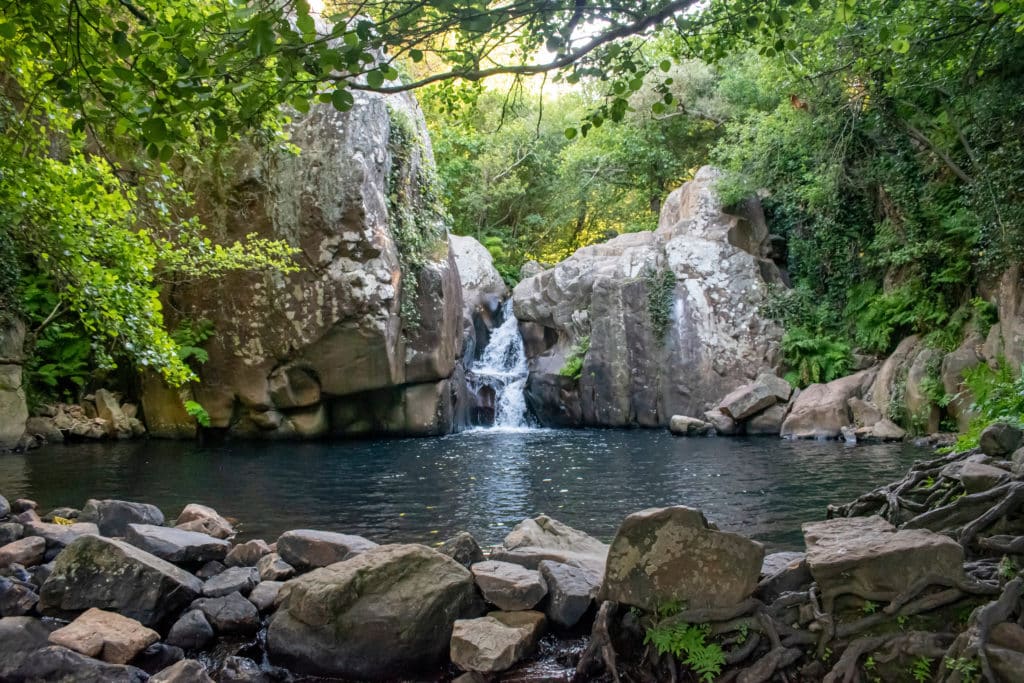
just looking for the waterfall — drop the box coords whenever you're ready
[467,300,531,429]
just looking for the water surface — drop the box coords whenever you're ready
[0,430,926,551]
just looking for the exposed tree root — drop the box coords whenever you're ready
[575,601,620,683]
[823,631,953,683]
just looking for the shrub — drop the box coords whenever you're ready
[559,335,591,380]
[781,327,853,388]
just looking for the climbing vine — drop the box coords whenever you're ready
[644,267,676,341]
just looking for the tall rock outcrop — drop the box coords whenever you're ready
[143,91,465,438]
[0,318,27,450]
[512,167,783,427]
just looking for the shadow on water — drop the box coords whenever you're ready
[0,430,927,551]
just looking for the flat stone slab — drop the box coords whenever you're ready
[803,515,964,611]
[79,499,164,537]
[451,611,546,673]
[23,521,98,550]
[276,529,378,569]
[0,536,46,568]
[202,566,259,597]
[600,506,764,611]
[471,561,548,611]
[125,524,229,564]
[48,607,158,664]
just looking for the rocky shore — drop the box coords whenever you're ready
[2,425,1024,682]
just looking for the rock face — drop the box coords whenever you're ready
[984,263,1024,374]
[40,535,203,627]
[267,543,484,679]
[144,84,466,438]
[802,516,964,611]
[600,506,764,611]
[0,319,27,450]
[512,167,783,427]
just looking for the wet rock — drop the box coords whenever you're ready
[0,495,8,519]
[471,561,548,611]
[130,642,184,675]
[249,581,283,612]
[668,415,714,436]
[40,535,202,627]
[42,506,79,522]
[755,553,811,604]
[79,498,164,537]
[450,611,546,673]
[848,397,883,428]
[761,551,805,577]
[0,522,22,545]
[219,655,281,683]
[720,374,791,421]
[13,645,149,682]
[538,560,600,628]
[95,389,132,438]
[257,553,295,581]
[203,566,259,597]
[12,498,37,514]
[27,560,54,590]
[125,523,230,564]
[150,659,215,683]
[275,528,378,570]
[166,609,214,650]
[268,544,484,679]
[23,520,99,553]
[24,416,63,444]
[781,370,875,439]
[860,418,907,442]
[980,422,1023,457]
[0,536,45,567]
[803,516,964,611]
[225,539,271,567]
[495,515,608,578]
[190,592,259,634]
[439,531,485,568]
[600,506,764,611]
[703,409,739,435]
[196,559,226,579]
[0,576,39,616]
[174,503,235,539]
[0,615,53,678]
[746,404,787,435]
[48,607,159,664]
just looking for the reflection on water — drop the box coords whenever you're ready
[0,430,927,551]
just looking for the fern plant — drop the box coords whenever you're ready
[910,655,933,682]
[558,335,590,380]
[644,622,725,683]
[781,327,853,388]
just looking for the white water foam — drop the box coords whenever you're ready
[467,299,532,429]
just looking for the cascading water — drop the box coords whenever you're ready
[467,300,531,428]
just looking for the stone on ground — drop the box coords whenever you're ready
[539,560,600,628]
[79,498,164,537]
[439,531,485,568]
[225,539,271,567]
[668,415,714,436]
[802,515,964,611]
[471,561,548,611]
[150,659,215,683]
[703,409,739,435]
[202,566,259,597]
[980,422,1023,457]
[746,404,787,435]
[719,373,791,421]
[190,592,259,634]
[125,523,229,564]
[600,506,764,611]
[450,611,546,673]
[249,580,283,612]
[494,515,608,578]
[267,543,484,679]
[0,616,53,679]
[23,520,98,552]
[0,576,40,616]
[47,607,158,664]
[0,536,45,567]
[40,535,202,627]
[174,503,235,539]
[781,370,874,439]
[12,645,149,682]
[275,528,378,569]
[956,461,1011,493]
[166,609,214,650]
[257,552,295,581]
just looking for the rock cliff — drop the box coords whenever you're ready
[143,90,466,438]
[0,319,27,450]
[512,167,784,427]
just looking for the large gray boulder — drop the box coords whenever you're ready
[40,535,202,627]
[0,616,53,679]
[600,506,764,611]
[79,499,164,537]
[539,560,600,628]
[513,167,783,427]
[471,561,548,611]
[10,645,149,682]
[267,543,484,679]
[125,524,229,564]
[275,528,378,570]
[802,516,964,612]
[493,515,608,578]
[450,611,545,673]
[146,83,465,439]
[450,234,508,323]
[781,370,875,439]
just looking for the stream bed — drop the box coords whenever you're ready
[0,430,927,551]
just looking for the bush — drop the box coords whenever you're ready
[559,335,591,380]
[953,362,1024,452]
[781,327,853,388]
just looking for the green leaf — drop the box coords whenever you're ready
[0,22,16,39]
[659,59,671,72]
[141,118,167,143]
[564,127,577,140]
[331,88,354,111]
[366,70,385,88]
[993,1,1010,13]
[409,48,424,62]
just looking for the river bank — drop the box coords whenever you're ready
[1,423,1023,681]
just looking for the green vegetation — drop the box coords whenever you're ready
[953,362,1024,451]
[780,327,853,389]
[559,336,591,380]
[645,267,677,341]
[643,621,726,683]
[911,656,933,683]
